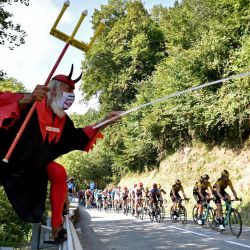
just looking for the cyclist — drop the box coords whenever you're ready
[149,183,161,207]
[114,186,122,209]
[129,184,137,215]
[213,170,240,230]
[170,179,188,219]
[135,182,145,215]
[78,188,85,206]
[144,187,150,207]
[101,188,109,209]
[85,186,92,208]
[121,186,130,211]
[95,190,103,209]
[158,184,167,207]
[193,174,213,225]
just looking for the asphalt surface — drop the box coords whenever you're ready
[75,206,250,250]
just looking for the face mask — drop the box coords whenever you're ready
[55,92,75,110]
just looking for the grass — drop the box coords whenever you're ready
[119,138,250,225]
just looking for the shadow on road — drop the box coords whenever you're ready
[76,207,250,250]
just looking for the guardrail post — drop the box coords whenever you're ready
[31,223,41,250]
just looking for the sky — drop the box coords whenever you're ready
[0,0,175,114]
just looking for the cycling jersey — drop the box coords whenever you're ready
[95,192,102,199]
[114,189,121,200]
[170,184,183,194]
[135,187,144,197]
[149,188,160,197]
[193,181,212,193]
[102,191,108,199]
[213,177,232,192]
[85,189,92,198]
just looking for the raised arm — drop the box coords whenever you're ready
[18,85,48,105]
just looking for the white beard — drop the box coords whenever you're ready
[50,100,66,118]
[49,92,66,118]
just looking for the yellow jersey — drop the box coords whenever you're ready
[193,180,212,193]
[213,177,232,191]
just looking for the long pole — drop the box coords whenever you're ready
[93,71,250,129]
[2,5,88,163]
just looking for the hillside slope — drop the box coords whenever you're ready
[119,139,250,225]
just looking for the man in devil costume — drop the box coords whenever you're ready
[0,65,121,242]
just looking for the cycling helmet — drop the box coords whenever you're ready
[175,179,181,184]
[139,182,143,187]
[201,174,210,180]
[153,183,157,188]
[221,169,229,177]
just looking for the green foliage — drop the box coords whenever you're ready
[81,0,165,112]
[0,188,32,247]
[0,78,30,247]
[75,0,250,178]
[0,77,26,92]
[0,0,29,49]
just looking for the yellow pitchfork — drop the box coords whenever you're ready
[3,0,105,163]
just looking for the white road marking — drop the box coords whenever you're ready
[167,224,250,248]
[225,241,250,248]
[167,225,208,237]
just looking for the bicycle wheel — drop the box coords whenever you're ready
[139,206,144,220]
[192,205,198,224]
[155,207,162,223]
[205,207,215,228]
[104,203,108,212]
[115,203,120,213]
[161,206,165,221]
[149,209,154,221]
[229,209,242,237]
[170,206,178,223]
[98,203,101,211]
[179,206,187,224]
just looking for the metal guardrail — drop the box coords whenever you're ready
[31,201,83,250]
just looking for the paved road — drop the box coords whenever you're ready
[75,207,250,250]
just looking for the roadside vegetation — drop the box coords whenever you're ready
[0,0,249,247]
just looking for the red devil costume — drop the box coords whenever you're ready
[0,66,103,227]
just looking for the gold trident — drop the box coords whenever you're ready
[50,0,105,52]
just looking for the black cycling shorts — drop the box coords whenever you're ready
[212,190,228,204]
[170,192,181,202]
[193,191,208,204]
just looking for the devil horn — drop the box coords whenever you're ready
[67,64,74,79]
[73,72,83,83]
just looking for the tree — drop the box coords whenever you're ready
[0,77,25,92]
[0,0,29,78]
[81,0,165,112]
[0,0,29,48]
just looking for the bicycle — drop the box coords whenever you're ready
[143,196,150,216]
[192,199,214,227]
[135,197,144,220]
[123,198,130,216]
[149,201,162,223]
[159,199,166,221]
[170,198,189,224]
[96,198,102,211]
[114,199,122,213]
[102,198,109,212]
[211,199,242,237]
